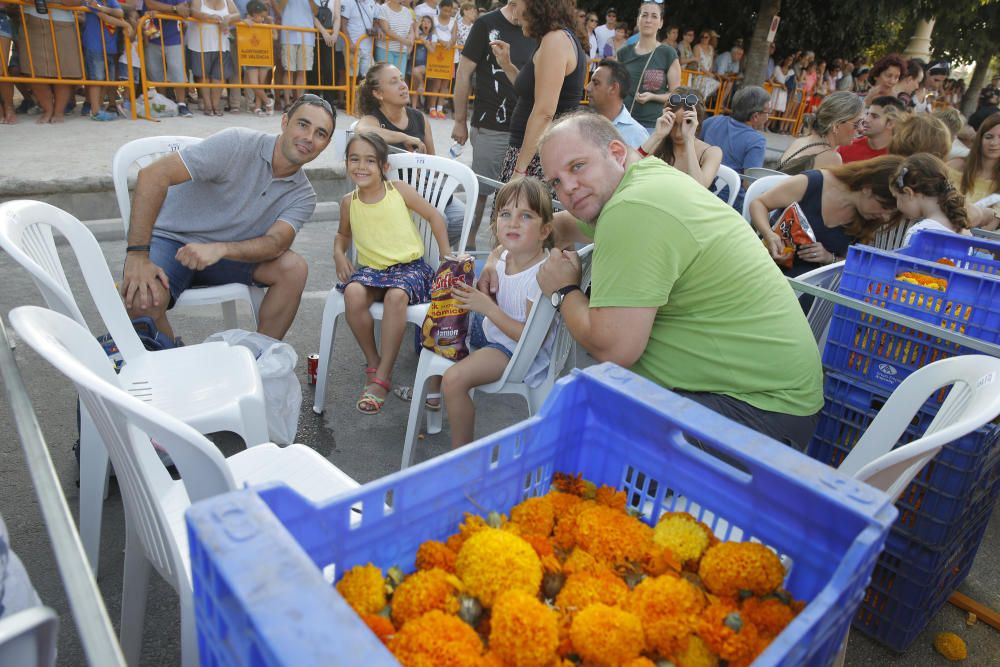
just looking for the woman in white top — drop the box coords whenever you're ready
[769,54,791,114]
[425,0,457,118]
[891,153,970,245]
[376,0,415,77]
[188,0,240,115]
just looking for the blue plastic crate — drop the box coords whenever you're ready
[808,371,1000,549]
[852,497,993,652]
[898,229,1000,276]
[823,244,1000,391]
[187,364,898,667]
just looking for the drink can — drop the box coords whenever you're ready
[307,353,319,385]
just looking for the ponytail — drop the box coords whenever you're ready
[939,186,970,231]
[892,152,969,231]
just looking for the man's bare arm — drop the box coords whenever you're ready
[128,152,192,246]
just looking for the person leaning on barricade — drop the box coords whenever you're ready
[120,95,335,342]
[144,0,195,117]
[480,112,825,450]
[16,0,83,123]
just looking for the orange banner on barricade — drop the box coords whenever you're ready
[235,25,274,68]
[426,45,455,80]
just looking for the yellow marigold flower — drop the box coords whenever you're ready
[336,564,386,616]
[628,575,706,656]
[562,547,603,576]
[698,542,785,598]
[622,658,657,667]
[594,485,628,511]
[388,610,483,667]
[654,513,714,567]
[697,601,760,664]
[360,613,395,644]
[415,540,457,574]
[741,596,797,639]
[552,499,595,551]
[455,528,542,607]
[490,590,560,667]
[556,569,629,614]
[569,603,644,666]
[391,568,462,627]
[573,505,655,569]
[933,632,967,661]
[511,496,556,536]
[671,635,718,667]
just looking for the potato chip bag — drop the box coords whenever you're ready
[422,254,475,361]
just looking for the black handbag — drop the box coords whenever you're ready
[316,0,334,30]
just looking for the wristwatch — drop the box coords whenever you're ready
[550,285,581,310]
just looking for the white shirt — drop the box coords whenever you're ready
[484,251,553,388]
[593,23,615,54]
[341,0,378,43]
[902,218,954,246]
[414,1,438,20]
[432,15,454,46]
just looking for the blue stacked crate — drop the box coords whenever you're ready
[812,232,1000,651]
[187,364,898,667]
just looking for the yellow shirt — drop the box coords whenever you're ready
[349,181,425,270]
[964,175,997,205]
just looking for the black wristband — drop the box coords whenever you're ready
[126,245,151,253]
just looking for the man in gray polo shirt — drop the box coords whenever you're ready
[121,96,335,340]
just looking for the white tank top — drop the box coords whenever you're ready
[188,1,231,53]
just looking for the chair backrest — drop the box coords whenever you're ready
[112,136,202,235]
[790,260,844,347]
[8,306,237,585]
[741,173,790,223]
[387,152,478,264]
[0,200,146,360]
[744,167,786,181]
[710,164,741,207]
[838,355,1000,500]
[0,606,59,667]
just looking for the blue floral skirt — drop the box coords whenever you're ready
[337,258,434,305]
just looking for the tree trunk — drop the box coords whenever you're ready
[744,0,781,87]
[962,51,993,117]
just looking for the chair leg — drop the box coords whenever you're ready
[426,406,443,434]
[249,287,266,328]
[78,405,110,578]
[238,398,271,447]
[120,529,152,667]
[401,354,434,470]
[313,295,344,415]
[179,584,199,667]
[221,300,239,331]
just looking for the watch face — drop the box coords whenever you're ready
[551,291,561,308]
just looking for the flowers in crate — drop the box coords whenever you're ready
[511,495,556,535]
[628,574,706,656]
[572,504,659,570]
[569,603,645,665]
[415,540,458,573]
[654,512,717,568]
[388,610,483,666]
[741,595,797,639]
[698,600,762,665]
[555,568,630,613]
[489,590,560,667]
[896,271,948,291]
[698,542,786,598]
[391,568,463,627]
[454,528,543,607]
[336,563,387,615]
[360,613,395,644]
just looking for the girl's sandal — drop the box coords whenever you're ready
[424,393,442,412]
[357,377,391,415]
[364,366,378,386]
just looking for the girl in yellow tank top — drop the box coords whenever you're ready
[334,132,451,414]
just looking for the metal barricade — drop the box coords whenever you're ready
[1,0,138,119]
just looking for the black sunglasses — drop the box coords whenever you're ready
[668,93,699,108]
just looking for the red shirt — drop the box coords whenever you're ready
[837,136,888,163]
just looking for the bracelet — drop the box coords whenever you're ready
[637,146,649,157]
[126,245,151,253]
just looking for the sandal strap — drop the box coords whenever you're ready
[370,376,392,392]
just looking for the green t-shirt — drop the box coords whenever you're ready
[580,158,824,416]
[618,43,678,127]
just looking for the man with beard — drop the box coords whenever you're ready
[121,95,335,340]
[837,95,905,163]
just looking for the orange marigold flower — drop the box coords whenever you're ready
[698,542,785,598]
[391,568,462,627]
[622,658,658,667]
[637,540,682,577]
[511,496,556,536]
[336,563,386,616]
[360,613,395,644]
[455,528,542,607]
[388,610,483,667]
[697,601,760,664]
[670,635,719,667]
[520,534,561,574]
[561,547,604,576]
[490,590,560,667]
[594,485,628,511]
[569,603,644,666]
[551,499,596,551]
[653,513,716,568]
[741,596,797,639]
[547,490,585,518]
[628,575,706,656]
[552,472,595,497]
[556,569,630,614]
[415,540,457,573]
[573,505,656,569]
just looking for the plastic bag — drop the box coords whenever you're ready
[421,254,475,361]
[769,202,817,269]
[129,90,178,118]
[205,329,301,445]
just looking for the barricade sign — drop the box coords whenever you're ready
[236,25,274,67]
[426,45,455,80]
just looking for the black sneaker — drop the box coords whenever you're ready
[16,98,33,114]
[65,99,76,114]
[177,103,193,118]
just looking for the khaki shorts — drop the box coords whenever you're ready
[470,126,510,195]
[18,14,82,79]
[282,43,314,72]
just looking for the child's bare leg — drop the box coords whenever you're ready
[374,288,410,390]
[344,283,381,369]
[442,348,509,448]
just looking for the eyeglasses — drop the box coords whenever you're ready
[668,93,699,108]
[894,167,908,191]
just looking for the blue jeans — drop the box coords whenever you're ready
[470,313,513,358]
[374,44,408,76]
[148,235,258,308]
[85,49,114,81]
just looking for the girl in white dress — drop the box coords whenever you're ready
[891,153,970,246]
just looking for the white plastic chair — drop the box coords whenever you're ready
[791,260,844,350]
[710,164,741,207]
[0,607,58,667]
[400,246,593,469]
[741,173,790,223]
[828,354,1000,666]
[0,200,269,578]
[312,152,479,414]
[112,136,265,330]
[744,166,786,181]
[9,305,361,667]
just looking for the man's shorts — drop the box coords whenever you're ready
[149,235,258,308]
[145,42,186,84]
[470,126,510,195]
[282,43,314,72]
[85,49,115,82]
[0,12,13,40]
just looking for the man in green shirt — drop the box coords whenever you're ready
[535,111,823,449]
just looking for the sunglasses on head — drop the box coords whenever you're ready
[668,93,699,109]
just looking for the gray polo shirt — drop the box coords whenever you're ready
[153,127,316,244]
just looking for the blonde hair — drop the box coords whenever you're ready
[932,108,964,139]
[889,114,951,159]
